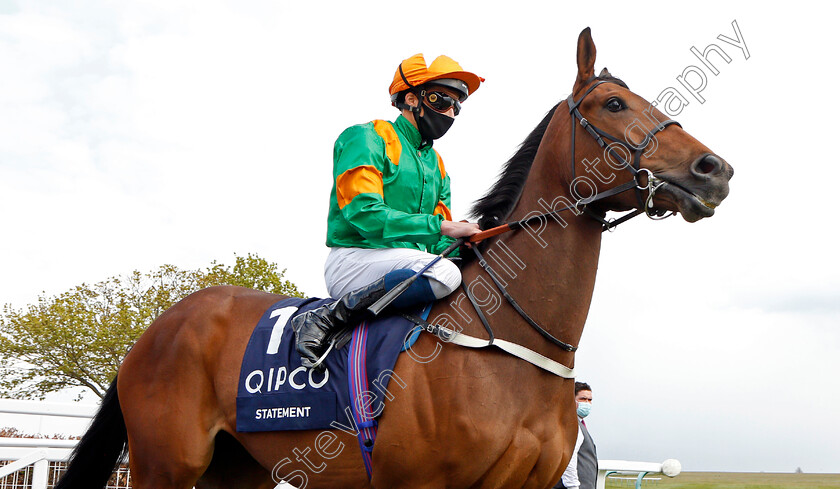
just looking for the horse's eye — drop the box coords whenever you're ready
[606,98,624,112]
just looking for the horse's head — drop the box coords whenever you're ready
[568,28,733,222]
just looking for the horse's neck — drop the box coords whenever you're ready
[460,113,602,362]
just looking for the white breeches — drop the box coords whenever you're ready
[323,247,462,299]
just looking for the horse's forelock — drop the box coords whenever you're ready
[584,74,628,90]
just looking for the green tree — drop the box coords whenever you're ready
[200,253,303,297]
[0,253,304,399]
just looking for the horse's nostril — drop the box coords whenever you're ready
[698,159,716,174]
[693,154,722,176]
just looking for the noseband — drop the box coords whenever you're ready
[567,80,682,227]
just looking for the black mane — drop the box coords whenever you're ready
[469,102,561,230]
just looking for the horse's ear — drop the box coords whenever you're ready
[599,67,611,78]
[574,27,597,94]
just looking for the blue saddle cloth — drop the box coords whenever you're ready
[236,297,423,432]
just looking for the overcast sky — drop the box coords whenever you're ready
[1,0,838,475]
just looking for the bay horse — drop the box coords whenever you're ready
[56,28,732,489]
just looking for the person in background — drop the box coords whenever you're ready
[555,381,598,489]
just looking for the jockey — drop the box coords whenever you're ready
[292,53,484,369]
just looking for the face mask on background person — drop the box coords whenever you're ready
[577,401,592,418]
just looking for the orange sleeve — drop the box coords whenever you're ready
[433,201,453,221]
[336,165,384,209]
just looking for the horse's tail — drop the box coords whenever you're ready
[55,377,127,489]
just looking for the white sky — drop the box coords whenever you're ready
[1,0,839,474]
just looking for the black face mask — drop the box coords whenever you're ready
[416,101,455,145]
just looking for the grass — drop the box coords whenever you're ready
[605,471,840,489]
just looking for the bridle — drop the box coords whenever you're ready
[568,79,683,227]
[464,79,685,244]
[408,79,686,376]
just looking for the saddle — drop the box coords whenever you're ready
[236,297,427,433]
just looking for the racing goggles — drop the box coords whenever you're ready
[425,91,461,116]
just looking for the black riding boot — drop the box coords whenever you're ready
[292,277,388,370]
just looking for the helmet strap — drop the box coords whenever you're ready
[398,62,415,91]
[396,63,424,115]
